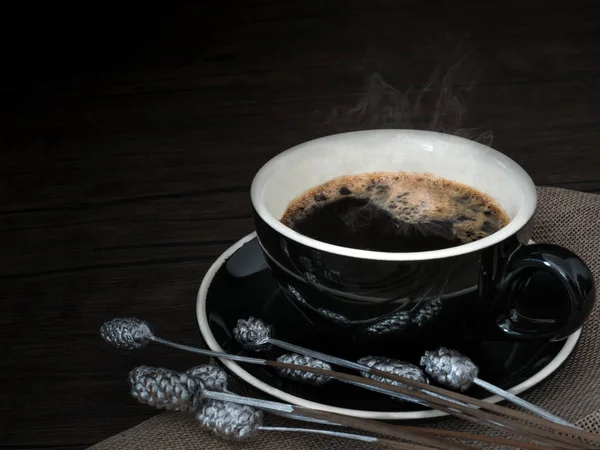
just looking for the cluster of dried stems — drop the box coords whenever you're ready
[263,357,598,450]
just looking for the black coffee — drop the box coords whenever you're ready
[280,172,509,252]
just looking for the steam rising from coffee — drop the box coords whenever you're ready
[280,61,507,252]
[327,58,493,145]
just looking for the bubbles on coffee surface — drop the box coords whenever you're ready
[280,172,509,252]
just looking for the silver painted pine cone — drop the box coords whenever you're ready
[420,347,479,391]
[412,298,442,327]
[315,307,350,325]
[275,353,332,386]
[127,365,157,387]
[364,311,412,336]
[186,365,229,392]
[233,317,273,351]
[100,317,153,349]
[358,356,429,388]
[128,366,204,413]
[283,284,306,305]
[196,399,263,441]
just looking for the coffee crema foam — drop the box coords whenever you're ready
[281,172,509,246]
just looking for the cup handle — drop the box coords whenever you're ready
[491,243,595,341]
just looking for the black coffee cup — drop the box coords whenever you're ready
[250,130,595,344]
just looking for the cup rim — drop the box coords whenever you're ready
[251,130,537,261]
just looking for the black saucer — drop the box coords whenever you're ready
[196,233,581,420]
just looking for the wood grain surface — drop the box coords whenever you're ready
[1,1,599,448]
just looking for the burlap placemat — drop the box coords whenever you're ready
[90,187,600,449]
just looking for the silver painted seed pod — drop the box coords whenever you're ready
[128,366,204,413]
[275,353,333,386]
[186,364,229,392]
[315,308,351,325]
[420,347,479,392]
[412,298,442,327]
[364,311,412,336]
[196,399,263,441]
[233,317,273,351]
[100,317,153,349]
[358,356,429,389]
[284,284,307,305]
[127,365,157,387]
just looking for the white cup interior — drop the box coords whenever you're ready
[251,130,537,261]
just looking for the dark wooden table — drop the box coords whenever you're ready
[1,1,599,448]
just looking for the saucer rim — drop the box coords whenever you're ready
[196,231,582,420]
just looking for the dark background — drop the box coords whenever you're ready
[1,1,599,448]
